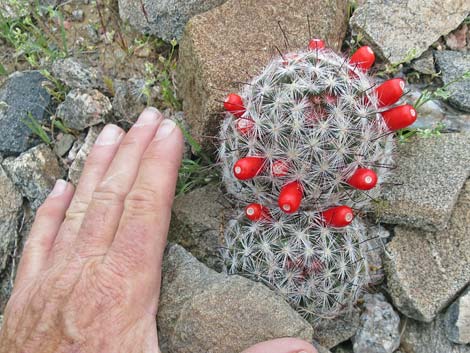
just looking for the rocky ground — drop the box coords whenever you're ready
[0,0,470,352]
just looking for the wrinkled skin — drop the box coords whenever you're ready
[0,108,316,353]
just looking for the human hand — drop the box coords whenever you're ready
[0,107,316,353]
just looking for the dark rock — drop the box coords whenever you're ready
[435,51,470,113]
[118,0,227,41]
[0,71,53,156]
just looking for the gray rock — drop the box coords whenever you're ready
[405,88,446,130]
[68,127,100,185]
[385,180,470,322]
[365,225,390,285]
[313,341,333,353]
[444,286,470,344]
[158,244,313,353]
[170,184,231,270]
[112,78,148,124]
[118,0,227,41]
[401,314,470,353]
[313,311,360,349]
[373,133,470,231]
[0,71,53,156]
[435,51,470,113]
[56,89,112,131]
[53,133,75,157]
[178,0,349,151]
[51,58,104,90]
[3,144,64,211]
[411,51,436,75]
[0,165,22,273]
[350,0,470,64]
[353,294,400,353]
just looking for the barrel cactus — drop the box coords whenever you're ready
[218,39,416,321]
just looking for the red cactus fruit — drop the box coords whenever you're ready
[381,104,417,131]
[278,181,303,214]
[347,168,378,190]
[233,157,265,180]
[375,78,406,108]
[322,206,354,227]
[308,38,325,50]
[245,203,270,221]
[350,46,375,71]
[236,118,254,135]
[224,93,245,118]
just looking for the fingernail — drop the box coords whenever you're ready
[155,119,176,141]
[134,107,161,126]
[95,124,123,146]
[49,179,67,198]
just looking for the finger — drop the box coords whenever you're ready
[241,338,317,353]
[14,180,74,287]
[49,124,125,263]
[105,119,183,284]
[74,108,163,257]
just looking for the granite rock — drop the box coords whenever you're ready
[0,71,53,156]
[443,286,470,344]
[3,144,64,211]
[53,133,75,157]
[410,51,436,76]
[352,294,400,353]
[0,166,22,273]
[51,57,104,90]
[118,0,227,41]
[385,180,470,322]
[178,0,348,150]
[445,24,469,51]
[401,314,470,353]
[350,0,470,64]
[170,184,231,270]
[56,89,112,131]
[435,51,470,113]
[313,310,360,349]
[373,133,470,231]
[68,127,100,185]
[158,244,313,353]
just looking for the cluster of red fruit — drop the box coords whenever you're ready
[223,39,417,228]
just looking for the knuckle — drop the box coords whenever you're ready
[65,198,89,220]
[124,186,161,214]
[92,186,126,206]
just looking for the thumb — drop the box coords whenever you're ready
[241,338,317,353]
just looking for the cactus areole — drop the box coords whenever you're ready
[219,40,416,321]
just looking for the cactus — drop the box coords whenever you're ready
[218,40,416,320]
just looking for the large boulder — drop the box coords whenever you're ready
[373,133,470,231]
[350,0,470,64]
[178,0,349,151]
[385,180,470,322]
[158,244,313,353]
